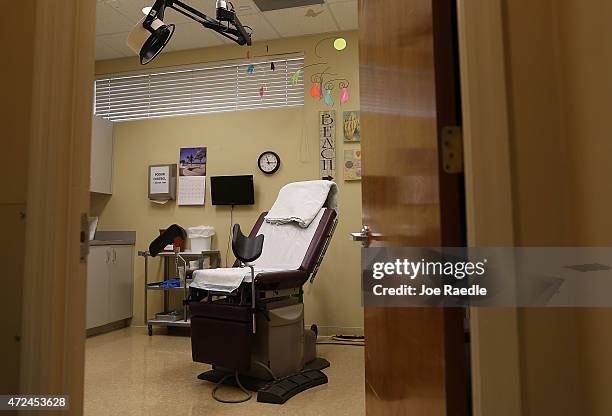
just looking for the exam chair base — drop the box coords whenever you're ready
[197,357,330,404]
[257,369,328,404]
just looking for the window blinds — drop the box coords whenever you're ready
[94,55,304,122]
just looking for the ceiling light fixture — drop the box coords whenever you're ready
[128,0,252,65]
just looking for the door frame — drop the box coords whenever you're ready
[14,1,522,414]
[456,0,523,415]
[19,1,95,413]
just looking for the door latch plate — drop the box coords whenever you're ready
[80,213,89,263]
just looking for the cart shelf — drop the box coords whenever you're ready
[139,249,220,336]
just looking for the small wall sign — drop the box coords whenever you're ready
[148,164,177,201]
[319,110,336,180]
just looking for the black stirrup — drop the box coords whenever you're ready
[149,224,187,257]
[232,223,264,264]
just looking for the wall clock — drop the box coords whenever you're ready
[258,151,281,175]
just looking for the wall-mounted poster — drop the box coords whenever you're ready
[178,147,206,205]
[319,110,336,180]
[344,149,362,181]
[179,147,207,176]
[343,111,360,143]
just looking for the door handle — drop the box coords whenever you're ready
[106,249,111,264]
[350,225,373,247]
[112,248,117,263]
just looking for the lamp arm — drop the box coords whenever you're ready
[165,0,252,46]
[143,0,169,29]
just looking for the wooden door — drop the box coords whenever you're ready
[359,0,468,414]
[18,1,95,412]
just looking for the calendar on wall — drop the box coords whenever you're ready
[178,176,205,205]
[178,147,207,206]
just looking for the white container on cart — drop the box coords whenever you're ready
[188,226,215,252]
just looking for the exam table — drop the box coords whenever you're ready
[188,180,338,404]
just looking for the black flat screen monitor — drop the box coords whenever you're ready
[210,175,254,206]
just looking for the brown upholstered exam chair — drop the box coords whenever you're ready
[189,206,337,404]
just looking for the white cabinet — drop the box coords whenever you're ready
[86,245,134,330]
[109,245,134,322]
[90,115,113,194]
[86,247,110,329]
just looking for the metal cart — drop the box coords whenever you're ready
[138,249,221,336]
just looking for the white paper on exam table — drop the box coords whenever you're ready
[190,210,325,293]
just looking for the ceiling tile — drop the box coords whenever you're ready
[95,0,357,60]
[104,0,149,24]
[165,0,218,23]
[263,5,338,37]
[95,38,125,60]
[106,0,215,25]
[97,32,139,58]
[96,2,136,35]
[239,13,279,41]
[171,22,226,51]
[327,0,357,31]
[230,0,259,16]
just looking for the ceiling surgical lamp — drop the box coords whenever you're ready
[127,0,252,65]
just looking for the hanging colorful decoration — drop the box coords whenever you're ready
[333,37,347,51]
[309,77,350,106]
[310,82,321,98]
[340,87,350,104]
[310,70,334,100]
[339,80,350,104]
[323,81,334,106]
[315,36,348,59]
[247,64,255,74]
[259,85,265,97]
[324,89,334,106]
[271,62,275,71]
[282,36,351,105]
[289,69,301,85]
[310,72,326,98]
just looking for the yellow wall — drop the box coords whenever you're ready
[93,31,363,333]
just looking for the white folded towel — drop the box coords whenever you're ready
[190,267,279,293]
[190,268,247,293]
[265,180,338,228]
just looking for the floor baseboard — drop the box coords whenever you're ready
[308,325,364,337]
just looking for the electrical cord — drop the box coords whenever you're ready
[211,371,252,403]
[332,335,364,342]
[316,335,365,347]
[316,342,364,347]
[225,204,234,267]
[253,360,277,381]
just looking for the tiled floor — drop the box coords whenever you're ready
[84,327,365,416]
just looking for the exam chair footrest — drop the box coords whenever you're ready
[256,369,328,404]
[303,357,330,371]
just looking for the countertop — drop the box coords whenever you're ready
[90,231,136,246]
